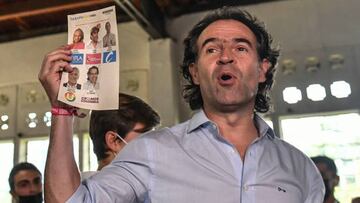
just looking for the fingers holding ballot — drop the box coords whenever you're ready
[38,45,74,107]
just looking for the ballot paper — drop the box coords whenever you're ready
[58,6,119,110]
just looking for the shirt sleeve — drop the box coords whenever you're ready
[66,136,153,203]
[304,159,325,203]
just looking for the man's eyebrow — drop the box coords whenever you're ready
[200,37,253,49]
[200,37,218,49]
[16,180,30,185]
[133,128,148,133]
[33,176,41,181]
[233,38,253,48]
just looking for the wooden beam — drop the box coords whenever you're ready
[0,0,112,22]
[13,17,31,31]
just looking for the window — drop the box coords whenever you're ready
[83,132,98,171]
[0,141,14,203]
[282,87,302,104]
[281,112,360,202]
[263,118,273,129]
[306,84,326,101]
[26,136,80,175]
[82,133,98,172]
[330,80,351,98]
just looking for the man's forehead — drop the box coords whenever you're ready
[315,162,334,174]
[197,19,256,45]
[132,122,146,132]
[15,170,41,181]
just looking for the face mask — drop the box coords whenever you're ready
[18,192,43,203]
[115,133,128,145]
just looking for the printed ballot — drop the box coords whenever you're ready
[58,6,119,110]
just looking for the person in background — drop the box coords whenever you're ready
[82,92,160,179]
[8,162,42,203]
[39,6,324,202]
[72,28,85,49]
[311,155,340,203]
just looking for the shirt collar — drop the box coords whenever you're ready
[187,109,211,133]
[254,114,275,140]
[187,109,275,140]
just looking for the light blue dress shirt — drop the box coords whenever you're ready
[68,110,324,203]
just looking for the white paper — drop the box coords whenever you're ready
[58,6,119,110]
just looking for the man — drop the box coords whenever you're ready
[8,162,42,203]
[81,92,160,179]
[103,21,116,48]
[83,66,99,93]
[39,7,324,202]
[311,156,340,203]
[63,67,81,92]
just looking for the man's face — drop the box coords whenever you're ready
[88,68,98,84]
[124,122,146,143]
[68,69,79,84]
[73,30,82,43]
[12,170,42,198]
[315,163,338,194]
[115,122,146,154]
[105,23,111,33]
[189,20,269,113]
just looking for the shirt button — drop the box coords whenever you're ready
[243,185,249,191]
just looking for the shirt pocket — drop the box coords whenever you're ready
[251,184,303,203]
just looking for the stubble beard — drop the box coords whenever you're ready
[204,84,256,113]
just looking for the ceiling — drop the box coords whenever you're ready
[0,0,280,43]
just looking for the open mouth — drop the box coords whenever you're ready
[220,74,232,81]
[217,72,236,85]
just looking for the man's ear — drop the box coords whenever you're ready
[10,190,18,200]
[334,174,340,187]
[104,131,121,152]
[259,58,271,82]
[189,63,200,85]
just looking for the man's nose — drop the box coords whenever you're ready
[217,48,234,65]
[29,183,41,194]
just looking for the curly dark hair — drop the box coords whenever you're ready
[181,6,280,113]
[90,93,160,161]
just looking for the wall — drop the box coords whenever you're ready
[0,21,150,86]
[166,0,360,120]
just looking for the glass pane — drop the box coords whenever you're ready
[89,138,98,171]
[263,118,273,130]
[26,136,80,176]
[81,133,97,172]
[281,113,360,203]
[0,141,14,203]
